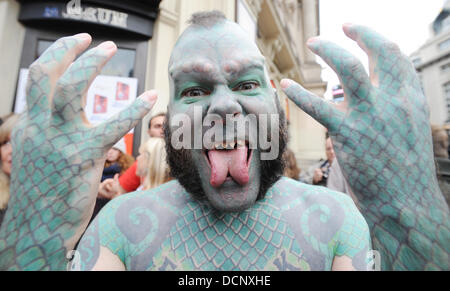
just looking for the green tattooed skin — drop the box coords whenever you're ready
[75,179,370,270]
[282,24,449,270]
[0,12,447,271]
[0,35,156,270]
[75,17,371,271]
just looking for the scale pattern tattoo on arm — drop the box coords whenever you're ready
[282,24,449,270]
[0,35,156,270]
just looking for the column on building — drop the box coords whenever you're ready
[0,0,25,117]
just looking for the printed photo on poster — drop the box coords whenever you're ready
[85,75,138,124]
[116,82,130,101]
[93,94,108,114]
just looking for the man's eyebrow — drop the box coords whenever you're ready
[169,57,266,80]
[169,61,217,80]
[223,58,265,77]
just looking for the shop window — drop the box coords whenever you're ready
[445,82,450,121]
[37,40,53,57]
[443,15,450,33]
[442,63,450,74]
[36,40,136,78]
[102,48,136,78]
[439,38,450,51]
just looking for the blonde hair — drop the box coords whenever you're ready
[283,149,301,180]
[0,114,20,210]
[140,137,171,190]
[431,124,449,159]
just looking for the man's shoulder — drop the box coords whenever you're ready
[268,177,363,230]
[100,180,191,218]
[271,177,354,206]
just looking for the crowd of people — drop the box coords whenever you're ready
[1,110,449,229]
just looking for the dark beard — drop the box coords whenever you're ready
[164,99,287,202]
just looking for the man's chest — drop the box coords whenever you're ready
[121,201,335,271]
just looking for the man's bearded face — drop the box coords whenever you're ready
[165,20,286,212]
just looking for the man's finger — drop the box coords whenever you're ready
[26,33,92,117]
[281,79,344,133]
[51,41,117,124]
[306,37,373,105]
[342,24,415,89]
[91,90,158,148]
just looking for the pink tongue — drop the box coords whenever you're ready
[208,146,249,188]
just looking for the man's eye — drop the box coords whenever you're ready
[182,88,210,97]
[233,81,259,91]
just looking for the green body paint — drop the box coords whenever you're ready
[282,24,449,270]
[77,179,370,270]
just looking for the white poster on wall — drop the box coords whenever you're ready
[14,71,139,126]
[13,73,138,154]
[14,68,29,114]
[85,75,138,127]
[85,75,138,154]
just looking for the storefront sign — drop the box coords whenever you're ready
[18,0,160,38]
[13,69,29,114]
[61,0,128,29]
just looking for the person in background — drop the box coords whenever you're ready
[98,112,166,195]
[0,114,20,226]
[147,112,165,139]
[432,124,449,159]
[300,137,335,186]
[282,149,301,180]
[92,138,134,220]
[137,137,172,191]
[431,125,450,206]
[327,158,359,206]
[98,137,172,199]
[101,139,134,182]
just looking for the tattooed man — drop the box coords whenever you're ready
[0,11,448,271]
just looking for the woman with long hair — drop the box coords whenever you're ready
[0,114,20,226]
[283,148,301,180]
[101,139,135,181]
[91,139,135,221]
[136,137,171,191]
[97,137,171,202]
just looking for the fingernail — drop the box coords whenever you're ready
[306,37,319,49]
[280,79,293,89]
[97,41,116,50]
[142,90,158,104]
[342,23,355,37]
[343,23,354,29]
[74,33,91,40]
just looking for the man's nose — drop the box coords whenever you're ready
[206,91,242,122]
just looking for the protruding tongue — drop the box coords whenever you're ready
[208,146,249,188]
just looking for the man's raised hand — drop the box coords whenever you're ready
[0,34,156,270]
[281,24,449,270]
